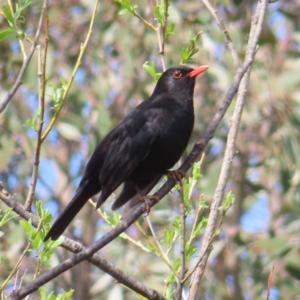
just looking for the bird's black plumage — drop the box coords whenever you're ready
[45,65,208,241]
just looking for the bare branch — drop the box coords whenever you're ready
[188,0,270,298]
[202,0,240,69]
[25,17,49,210]
[0,0,48,114]
[175,193,186,300]
[0,186,165,300]
[41,0,100,142]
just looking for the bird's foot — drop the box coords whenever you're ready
[165,169,186,184]
[138,195,160,216]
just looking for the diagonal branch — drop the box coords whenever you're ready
[202,0,240,69]
[25,16,49,211]
[0,0,48,114]
[0,186,165,300]
[188,0,270,298]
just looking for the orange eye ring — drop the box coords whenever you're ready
[173,70,182,79]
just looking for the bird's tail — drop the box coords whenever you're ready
[44,180,100,241]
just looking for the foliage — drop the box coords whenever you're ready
[0,0,300,299]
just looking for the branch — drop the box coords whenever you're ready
[202,0,240,69]
[0,185,165,300]
[155,0,167,71]
[41,0,99,142]
[0,0,48,114]
[174,193,186,300]
[188,0,269,298]
[25,16,49,210]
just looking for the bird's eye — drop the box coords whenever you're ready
[173,70,182,79]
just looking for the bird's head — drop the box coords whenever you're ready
[152,65,209,99]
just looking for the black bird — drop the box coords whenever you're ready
[45,65,209,241]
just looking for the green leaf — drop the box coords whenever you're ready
[224,191,235,211]
[165,270,176,283]
[106,212,121,226]
[116,0,137,14]
[36,201,43,218]
[143,61,162,82]
[20,219,33,238]
[43,213,53,224]
[164,284,176,299]
[192,162,201,180]
[48,236,64,249]
[164,228,175,247]
[32,231,43,250]
[0,208,14,227]
[153,1,168,25]
[180,32,201,64]
[0,28,16,40]
[193,217,208,238]
[173,257,181,271]
[1,5,15,27]
[172,216,181,235]
[146,243,157,255]
[24,108,41,130]
[185,243,197,260]
[155,73,162,81]
[118,8,130,15]
[59,77,68,89]
[166,23,175,37]
[153,6,161,23]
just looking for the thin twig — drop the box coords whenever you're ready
[41,0,99,142]
[0,218,43,293]
[174,193,186,300]
[266,263,275,300]
[188,1,269,298]
[0,0,48,113]
[202,0,240,69]
[25,16,49,210]
[7,0,27,60]
[146,216,176,273]
[0,188,165,300]
[132,11,157,31]
[91,201,151,253]
[182,207,230,283]
[187,194,204,245]
[155,0,167,71]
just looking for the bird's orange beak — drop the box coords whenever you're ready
[187,65,209,78]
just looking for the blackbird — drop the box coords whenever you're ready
[45,65,209,241]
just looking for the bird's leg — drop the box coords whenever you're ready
[138,194,160,216]
[165,169,186,184]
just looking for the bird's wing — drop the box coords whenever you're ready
[95,102,169,209]
[100,112,160,191]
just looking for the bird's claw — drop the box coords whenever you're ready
[165,169,186,184]
[138,195,160,216]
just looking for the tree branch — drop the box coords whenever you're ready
[0,0,48,114]
[202,0,240,69]
[25,16,49,210]
[175,193,186,300]
[0,185,165,300]
[188,0,269,298]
